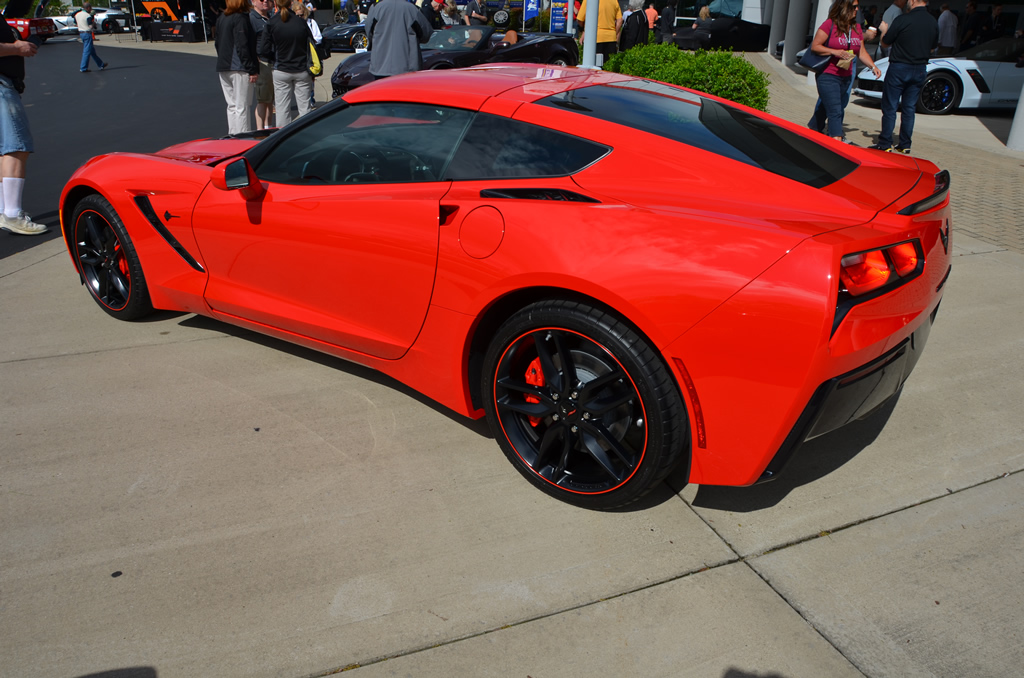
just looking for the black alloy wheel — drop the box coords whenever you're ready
[483,300,689,510]
[917,71,961,115]
[72,194,153,320]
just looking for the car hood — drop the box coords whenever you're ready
[324,23,364,37]
[155,138,261,165]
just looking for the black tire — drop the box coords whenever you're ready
[917,71,961,115]
[548,54,573,67]
[334,9,348,23]
[352,31,368,50]
[482,300,689,510]
[71,194,153,320]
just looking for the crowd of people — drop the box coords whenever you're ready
[214,0,329,134]
[806,0,1018,153]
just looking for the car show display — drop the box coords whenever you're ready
[855,37,1024,114]
[59,66,951,509]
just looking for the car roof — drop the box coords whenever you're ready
[341,65,637,110]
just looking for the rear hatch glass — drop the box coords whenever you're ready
[539,79,857,189]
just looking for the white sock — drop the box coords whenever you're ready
[3,178,25,218]
[0,180,5,215]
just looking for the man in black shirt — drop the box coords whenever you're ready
[871,0,937,153]
[0,17,46,236]
[464,0,487,25]
[421,0,444,29]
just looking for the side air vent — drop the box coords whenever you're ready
[132,195,205,272]
[480,188,600,203]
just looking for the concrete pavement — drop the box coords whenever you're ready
[1,41,1023,678]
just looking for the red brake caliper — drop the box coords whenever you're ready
[524,357,545,427]
[114,243,130,278]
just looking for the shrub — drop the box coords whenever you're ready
[604,43,770,112]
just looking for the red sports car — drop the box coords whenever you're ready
[59,65,951,510]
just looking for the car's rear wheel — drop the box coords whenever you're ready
[72,195,153,320]
[482,300,688,510]
[352,31,368,50]
[917,71,961,115]
[548,54,572,66]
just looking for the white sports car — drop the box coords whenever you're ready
[51,6,132,34]
[854,37,1024,115]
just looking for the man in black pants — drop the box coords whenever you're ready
[871,0,936,154]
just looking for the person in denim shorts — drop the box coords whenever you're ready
[0,17,46,236]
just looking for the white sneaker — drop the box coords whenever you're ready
[0,212,49,236]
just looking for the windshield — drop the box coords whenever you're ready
[955,37,1024,62]
[423,25,494,50]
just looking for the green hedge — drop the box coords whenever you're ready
[603,43,770,112]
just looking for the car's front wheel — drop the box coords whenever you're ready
[482,301,689,510]
[71,194,153,320]
[352,31,368,50]
[917,71,961,115]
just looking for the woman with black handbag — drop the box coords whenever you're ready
[807,0,880,141]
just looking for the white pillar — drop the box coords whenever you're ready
[580,0,600,68]
[768,0,790,53]
[764,0,775,25]
[1006,80,1024,152]
[782,0,812,67]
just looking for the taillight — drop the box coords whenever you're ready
[839,240,923,298]
[840,250,890,296]
[888,242,919,277]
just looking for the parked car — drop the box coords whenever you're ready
[854,36,1024,114]
[54,6,132,34]
[331,25,579,96]
[2,0,57,42]
[58,65,950,510]
[672,16,770,51]
[322,20,371,51]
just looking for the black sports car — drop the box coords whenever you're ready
[331,25,579,97]
[671,17,770,52]
[323,20,372,52]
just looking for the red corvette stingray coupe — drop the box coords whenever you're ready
[59,65,951,510]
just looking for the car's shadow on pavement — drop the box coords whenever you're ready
[173,314,900,515]
[669,393,902,513]
[176,313,493,438]
[174,313,695,513]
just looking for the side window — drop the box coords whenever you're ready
[444,113,609,180]
[254,103,473,185]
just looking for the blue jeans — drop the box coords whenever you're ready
[80,32,105,71]
[808,59,856,133]
[878,61,927,149]
[815,72,852,138]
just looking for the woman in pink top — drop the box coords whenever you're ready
[808,0,881,140]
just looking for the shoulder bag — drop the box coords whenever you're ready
[798,21,833,74]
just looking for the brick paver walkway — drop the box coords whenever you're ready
[750,52,1024,254]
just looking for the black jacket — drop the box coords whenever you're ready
[259,11,312,73]
[420,2,443,30]
[619,11,648,51]
[215,11,259,74]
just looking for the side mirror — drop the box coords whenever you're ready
[210,157,265,200]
